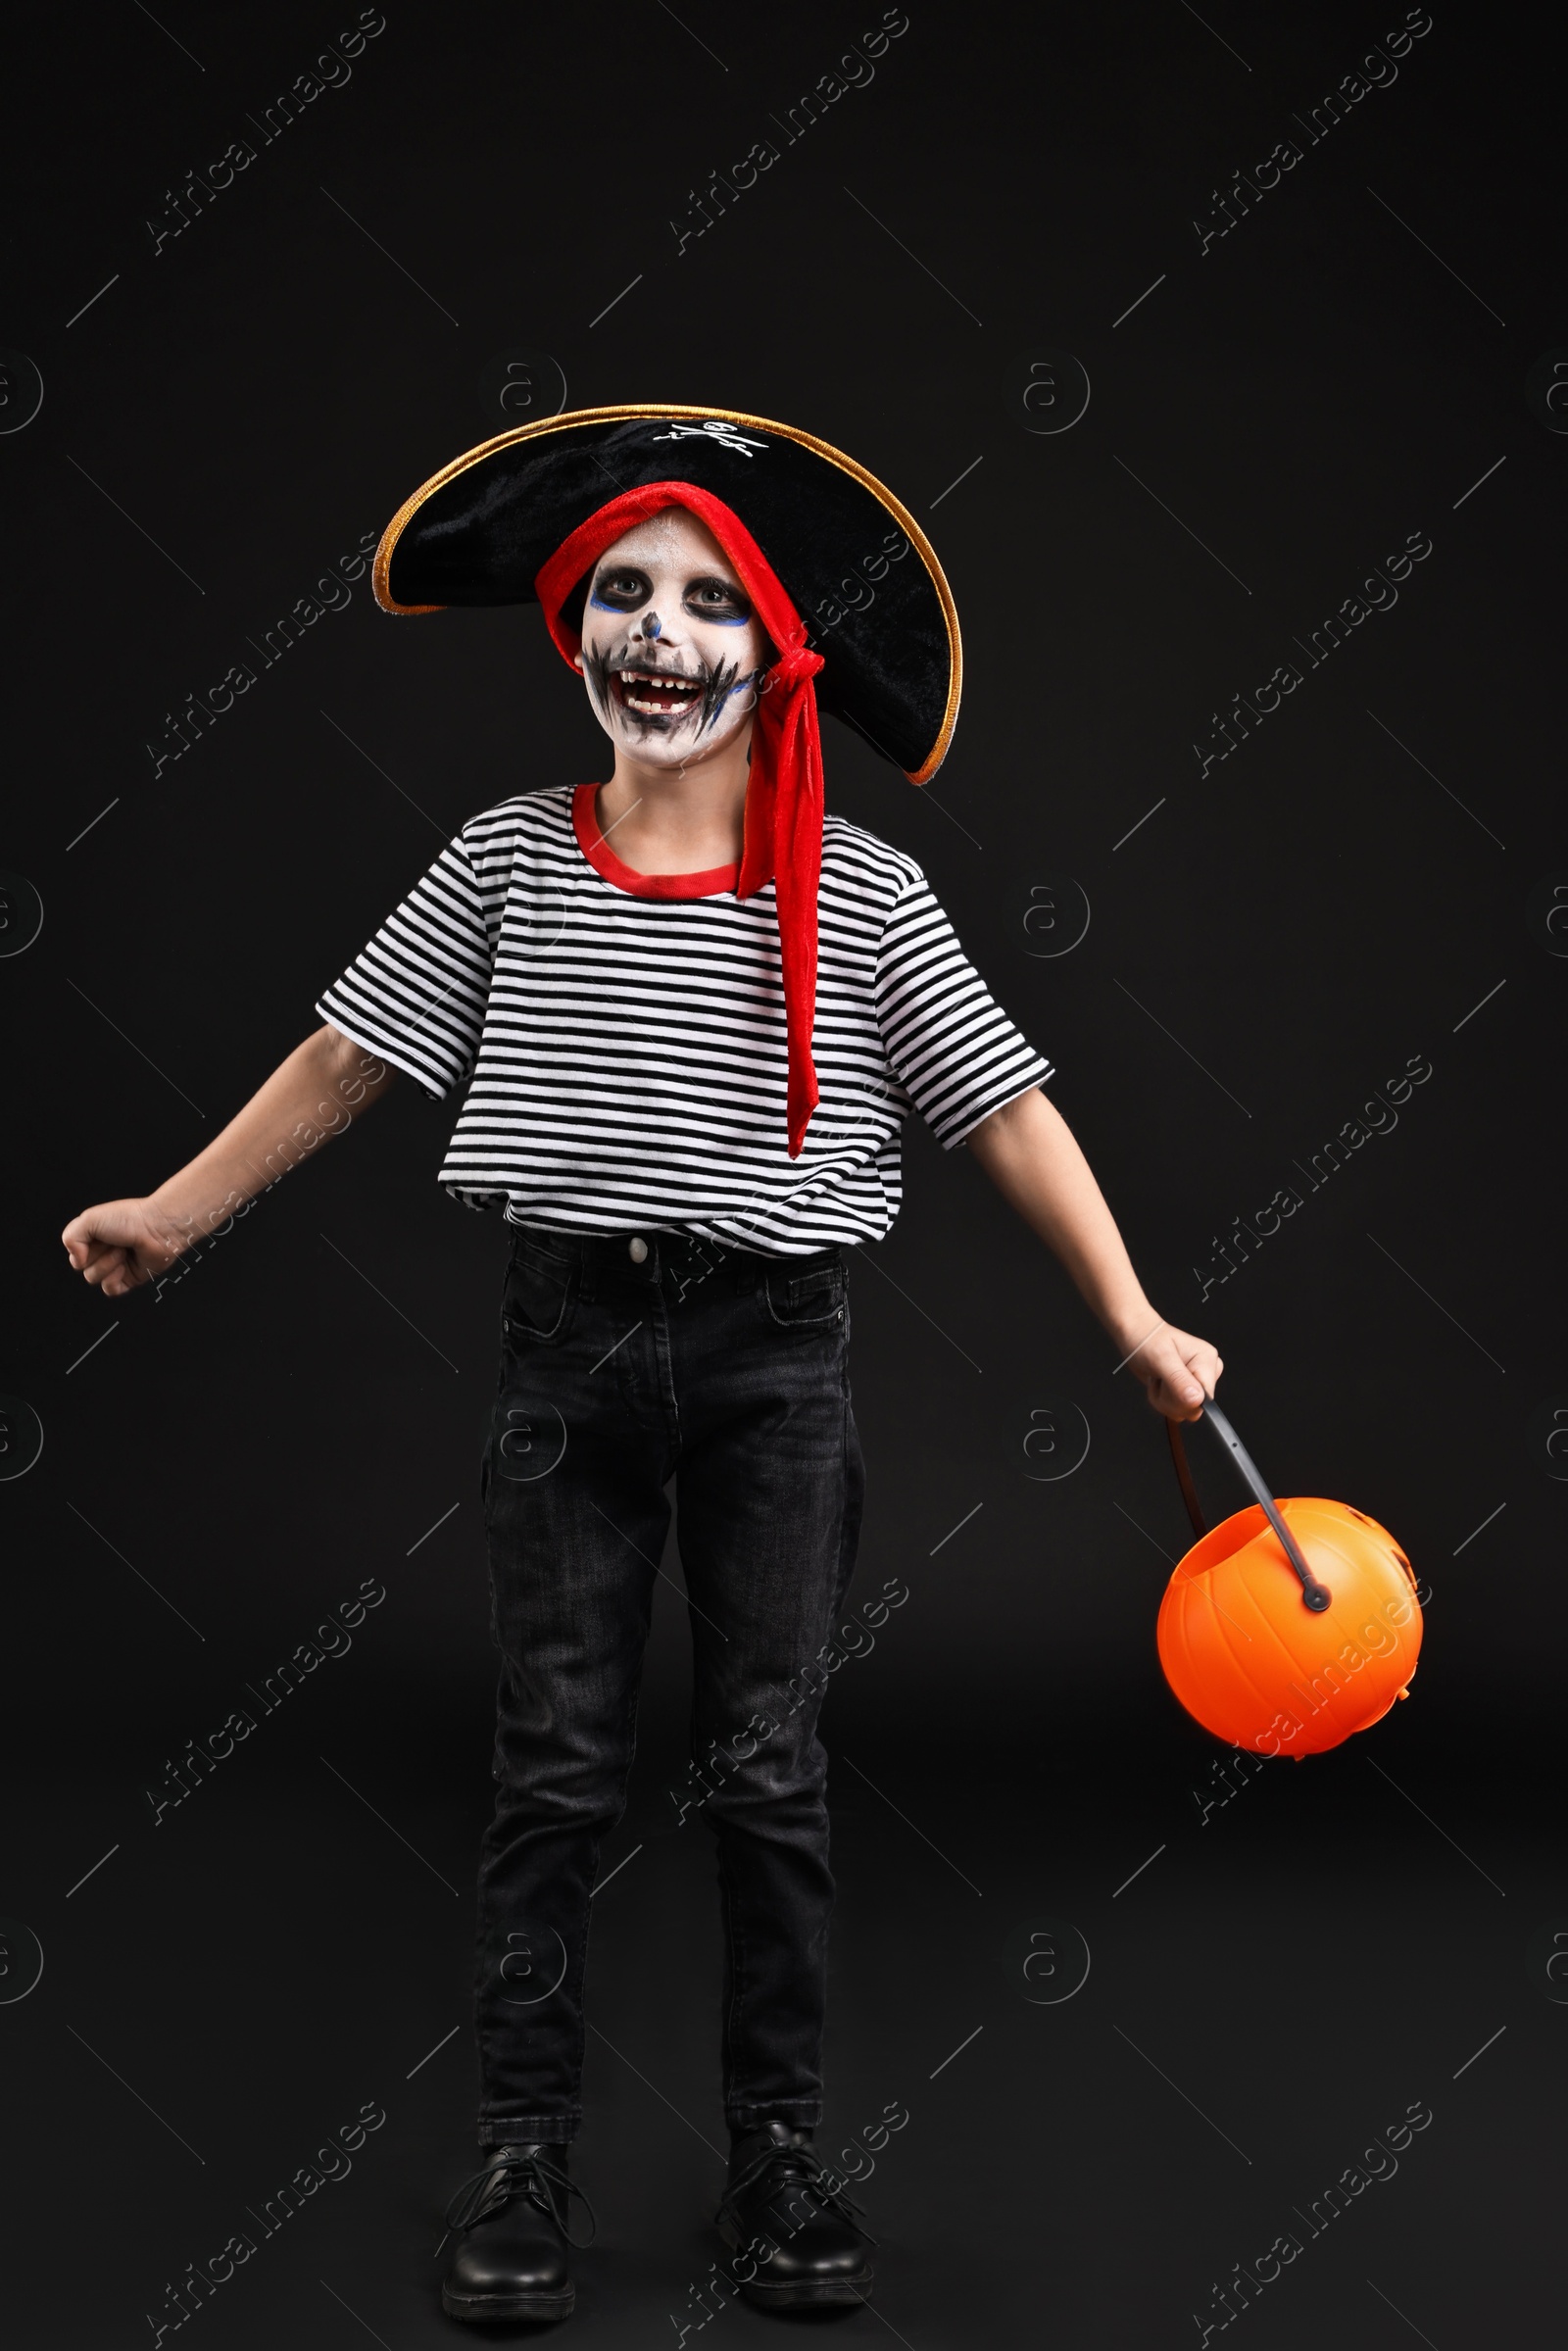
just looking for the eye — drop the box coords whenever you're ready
[685,575,750,621]
[590,567,652,611]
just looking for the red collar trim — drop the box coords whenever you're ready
[572,784,740,901]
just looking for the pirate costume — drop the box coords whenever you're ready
[317,408,1052,2320]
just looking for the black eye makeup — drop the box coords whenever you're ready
[683,574,752,623]
[589,567,654,612]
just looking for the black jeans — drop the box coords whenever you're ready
[473,1226,864,2148]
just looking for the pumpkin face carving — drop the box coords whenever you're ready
[1156,1497,1423,1756]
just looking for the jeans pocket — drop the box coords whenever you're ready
[761,1258,847,1332]
[504,1239,576,1346]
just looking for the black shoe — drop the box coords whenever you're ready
[440,2141,595,2324]
[715,2123,875,2310]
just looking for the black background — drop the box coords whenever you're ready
[4,3,1563,2343]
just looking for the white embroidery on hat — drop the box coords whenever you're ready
[649,419,769,457]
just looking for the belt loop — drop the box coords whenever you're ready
[578,1237,597,1305]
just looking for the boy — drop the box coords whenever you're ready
[64,406,1221,2324]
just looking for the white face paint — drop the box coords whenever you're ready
[573,509,771,770]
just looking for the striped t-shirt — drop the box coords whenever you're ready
[316,784,1052,1254]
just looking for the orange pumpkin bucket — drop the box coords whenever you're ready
[1156,1399,1423,1757]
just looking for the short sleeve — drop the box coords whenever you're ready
[876,874,1054,1147]
[316,835,492,1101]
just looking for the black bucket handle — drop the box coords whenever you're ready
[1166,1398,1332,1613]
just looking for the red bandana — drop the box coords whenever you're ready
[535,483,824,1158]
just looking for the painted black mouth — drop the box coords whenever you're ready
[583,641,752,736]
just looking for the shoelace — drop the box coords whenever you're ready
[715,2141,876,2246]
[444,2146,599,2248]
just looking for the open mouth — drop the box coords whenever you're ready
[612,667,704,719]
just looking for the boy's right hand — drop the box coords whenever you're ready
[58,1026,394,1302]
[62,1199,194,1298]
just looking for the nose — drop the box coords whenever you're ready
[639,612,662,641]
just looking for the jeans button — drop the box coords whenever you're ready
[628,1237,649,1264]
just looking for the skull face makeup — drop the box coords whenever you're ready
[573,509,772,769]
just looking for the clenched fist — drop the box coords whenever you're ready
[1121,1320,1223,1422]
[62,1199,196,1298]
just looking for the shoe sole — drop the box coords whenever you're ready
[441,2283,575,2323]
[736,2274,873,2310]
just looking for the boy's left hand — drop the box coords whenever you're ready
[1123,1322,1223,1422]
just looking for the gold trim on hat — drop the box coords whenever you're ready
[371,402,961,786]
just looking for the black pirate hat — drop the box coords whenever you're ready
[372,403,960,782]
